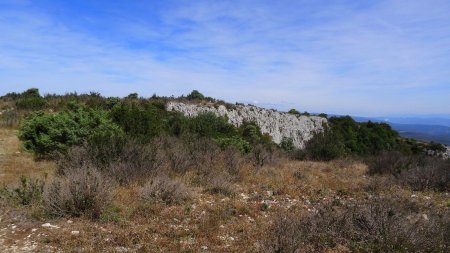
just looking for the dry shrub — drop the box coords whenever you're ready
[399,158,450,191]
[108,140,167,185]
[188,137,222,173]
[222,148,244,176]
[203,171,235,196]
[159,136,192,173]
[263,196,450,253]
[365,151,417,175]
[251,144,282,169]
[139,176,191,205]
[0,109,21,128]
[55,145,93,174]
[366,152,450,192]
[187,143,242,196]
[364,175,397,193]
[57,139,167,185]
[57,136,251,192]
[44,165,114,219]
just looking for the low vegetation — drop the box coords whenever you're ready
[264,196,449,252]
[0,88,449,252]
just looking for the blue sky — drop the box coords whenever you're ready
[0,0,449,116]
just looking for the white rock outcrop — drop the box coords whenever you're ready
[166,102,327,149]
[427,146,450,160]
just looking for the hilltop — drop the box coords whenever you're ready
[0,88,449,252]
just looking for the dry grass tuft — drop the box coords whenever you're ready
[139,176,192,205]
[43,165,114,219]
[0,129,54,185]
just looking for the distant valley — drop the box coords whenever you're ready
[353,116,450,145]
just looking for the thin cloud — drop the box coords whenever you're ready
[0,0,449,116]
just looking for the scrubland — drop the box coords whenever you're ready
[1,129,449,252]
[1,89,449,252]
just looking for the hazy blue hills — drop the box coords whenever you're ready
[390,123,450,145]
[352,116,450,146]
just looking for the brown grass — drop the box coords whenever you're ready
[0,128,55,185]
[0,128,449,252]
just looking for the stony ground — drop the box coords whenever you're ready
[1,128,449,252]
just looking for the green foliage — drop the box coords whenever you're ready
[280,137,295,152]
[110,102,167,142]
[105,97,121,109]
[215,136,252,153]
[109,100,267,152]
[328,116,399,156]
[300,116,402,160]
[288,109,300,115]
[19,104,123,157]
[100,204,125,222]
[15,88,47,110]
[299,128,345,161]
[239,122,268,144]
[22,88,41,97]
[0,176,44,206]
[288,109,311,117]
[427,141,446,152]
[16,97,47,110]
[126,93,139,99]
[186,90,205,100]
[185,112,235,138]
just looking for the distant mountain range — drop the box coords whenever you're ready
[352,116,450,145]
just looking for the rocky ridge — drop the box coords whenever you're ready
[166,101,327,149]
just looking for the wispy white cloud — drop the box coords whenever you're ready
[0,0,449,116]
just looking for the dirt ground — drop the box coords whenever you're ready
[0,128,448,252]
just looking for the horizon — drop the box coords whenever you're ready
[3,87,450,121]
[1,0,450,117]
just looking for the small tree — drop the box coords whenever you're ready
[19,105,123,158]
[15,88,47,110]
[299,128,345,161]
[280,137,295,152]
[288,109,300,115]
[22,88,41,98]
[126,93,139,99]
[186,90,205,100]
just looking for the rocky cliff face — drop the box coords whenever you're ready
[166,101,327,149]
[425,146,450,160]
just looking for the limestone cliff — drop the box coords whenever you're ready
[166,101,327,149]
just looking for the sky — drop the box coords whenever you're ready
[0,0,449,116]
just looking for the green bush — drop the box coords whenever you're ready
[288,109,300,115]
[239,122,267,144]
[186,90,205,100]
[19,104,123,157]
[110,102,168,142]
[186,112,235,138]
[280,137,295,152]
[15,88,47,110]
[16,96,47,110]
[0,176,44,206]
[328,117,399,155]
[299,116,404,161]
[298,128,345,161]
[215,136,252,153]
